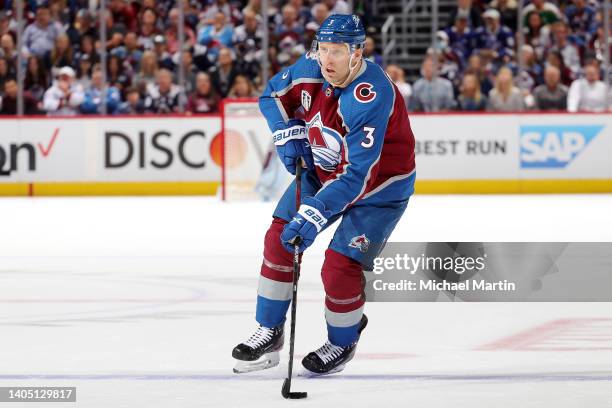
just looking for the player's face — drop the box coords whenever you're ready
[318,42,351,84]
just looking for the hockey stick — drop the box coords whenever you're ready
[281,158,308,400]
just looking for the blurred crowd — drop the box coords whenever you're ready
[0,0,609,115]
[401,0,611,112]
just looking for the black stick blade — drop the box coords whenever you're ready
[281,378,307,399]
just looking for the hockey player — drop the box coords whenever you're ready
[232,14,416,375]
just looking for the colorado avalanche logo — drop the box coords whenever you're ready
[349,234,370,253]
[354,82,376,103]
[306,112,342,172]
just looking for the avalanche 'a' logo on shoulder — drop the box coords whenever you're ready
[301,90,311,111]
[349,234,370,253]
[354,82,376,103]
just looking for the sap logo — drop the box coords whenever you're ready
[520,125,604,168]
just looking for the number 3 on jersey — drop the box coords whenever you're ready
[361,126,376,148]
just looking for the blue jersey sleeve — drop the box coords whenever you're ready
[314,72,395,215]
[259,54,323,132]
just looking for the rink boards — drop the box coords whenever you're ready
[0,112,610,196]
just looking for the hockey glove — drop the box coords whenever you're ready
[273,121,315,175]
[281,196,332,253]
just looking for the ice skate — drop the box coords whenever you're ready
[302,314,368,376]
[232,324,284,373]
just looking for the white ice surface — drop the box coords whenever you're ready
[0,194,612,407]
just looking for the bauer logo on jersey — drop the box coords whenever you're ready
[520,125,604,168]
[354,82,376,103]
[306,112,343,172]
[349,234,370,253]
[301,90,311,111]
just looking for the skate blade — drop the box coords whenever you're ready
[233,351,280,374]
[298,364,346,378]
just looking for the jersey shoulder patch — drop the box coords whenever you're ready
[339,61,394,128]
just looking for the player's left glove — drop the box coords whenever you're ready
[281,196,332,253]
[273,120,315,175]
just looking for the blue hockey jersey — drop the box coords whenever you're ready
[260,53,416,216]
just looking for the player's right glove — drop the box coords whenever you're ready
[273,120,315,175]
[280,196,332,253]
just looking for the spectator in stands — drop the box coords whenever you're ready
[533,65,568,111]
[75,35,99,65]
[118,87,145,114]
[564,0,595,42]
[228,74,255,98]
[49,0,70,26]
[80,67,122,114]
[385,64,412,108]
[472,9,515,66]
[144,68,181,113]
[546,50,573,86]
[275,4,304,44]
[0,77,40,114]
[22,5,64,59]
[308,2,329,32]
[152,34,173,70]
[515,44,543,92]
[324,0,350,15]
[0,11,12,38]
[0,33,17,64]
[165,8,196,55]
[288,0,312,26]
[233,9,263,79]
[430,35,463,92]
[75,53,92,89]
[446,0,482,29]
[546,21,581,77]
[464,53,493,95]
[24,55,49,101]
[0,56,12,90]
[66,9,97,48]
[133,50,158,91]
[49,34,73,74]
[175,48,198,94]
[590,21,612,66]
[124,32,143,70]
[108,54,132,93]
[456,73,487,111]
[487,66,525,111]
[208,46,239,97]
[363,36,383,66]
[567,60,610,112]
[200,0,242,26]
[445,15,472,63]
[520,0,561,26]
[43,66,84,115]
[242,0,262,16]
[197,11,234,60]
[106,30,126,56]
[108,0,137,32]
[187,71,220,113]
[523,10,549,59]
[410,56,455,112]
[138,8,161,50]
[488,0,518,32]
